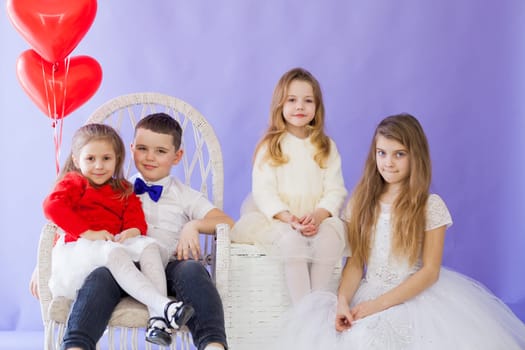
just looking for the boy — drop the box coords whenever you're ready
[58,113,233,350]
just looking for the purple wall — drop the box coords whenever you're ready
[1,0,524,332]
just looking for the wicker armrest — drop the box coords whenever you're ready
[37,223,57,325]
[214,223,230,301]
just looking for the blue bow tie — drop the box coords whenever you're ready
[134,178,163,202]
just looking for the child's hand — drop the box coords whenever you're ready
[298,208,332,236]
[81,229,115,241]
[285,214,309,233]
[300,224,318,236]
[297,214,318,236]
[335,298,354,332]
[115,228,140,243]
[290,217,305,231]
[176,221,201,260]
[299,214,315,226]
[276,211,318,236]
[291,214,316,236]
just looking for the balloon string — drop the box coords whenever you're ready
[52,61,59,175]
[53,118,64,175]
[41,58,53,121]
[53,57,70,175]
[40,58,59,174]
[60,57,70,120]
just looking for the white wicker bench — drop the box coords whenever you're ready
[223,243,342,349]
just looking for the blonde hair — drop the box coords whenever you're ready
[347,113,431,267]
[254,67,330,167]
[58,123,131,195]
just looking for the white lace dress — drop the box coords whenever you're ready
[271,194,525,349]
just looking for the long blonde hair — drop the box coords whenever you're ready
[58,123,131,195]
[347,113,431,267]
[254,67,330,167]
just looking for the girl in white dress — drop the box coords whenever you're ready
[232,67,348,304]
[273,113,525,349]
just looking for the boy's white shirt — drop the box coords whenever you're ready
[129,173,215,262]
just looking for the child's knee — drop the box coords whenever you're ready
[85,266,114,284]
[168,260,209,281]
[278,232,308,255]
[142,242,161,255]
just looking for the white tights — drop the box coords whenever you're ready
[105,243,169,318]
[278,221,342,304]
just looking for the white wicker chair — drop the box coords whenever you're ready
[37,92,230,350]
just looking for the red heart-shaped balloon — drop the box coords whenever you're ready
[16,49,102,119]
[7,0,97,63]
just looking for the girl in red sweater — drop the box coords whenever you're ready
[44,124,193,346]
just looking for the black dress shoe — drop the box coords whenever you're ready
[164,300,195,329]
[145,316,172,346]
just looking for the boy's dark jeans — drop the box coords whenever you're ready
[61,260,227,350]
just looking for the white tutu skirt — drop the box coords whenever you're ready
[271,268,525,350]
[49,235,157,299]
